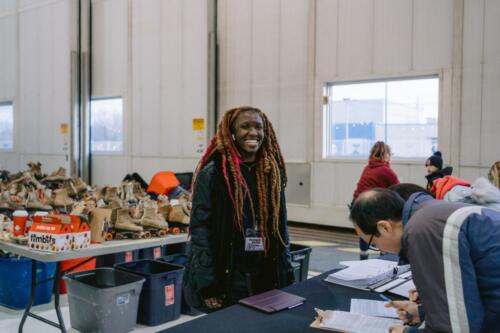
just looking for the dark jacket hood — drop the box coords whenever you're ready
[426,166,453,183]
[368,158,389,169]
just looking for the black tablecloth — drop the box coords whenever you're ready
[158,270,387,333]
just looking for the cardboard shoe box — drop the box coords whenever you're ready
[70,215,91,250]
[28,215,72,252]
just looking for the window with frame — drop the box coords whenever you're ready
[90,97,123,152]
[0,102,14,150]
[322,76,439,159]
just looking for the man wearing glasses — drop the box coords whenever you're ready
[350,189,500,333]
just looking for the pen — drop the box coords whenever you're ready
[379,294,391,302]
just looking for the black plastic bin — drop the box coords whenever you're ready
[165,242,188,255]
[174,172,193,190]
[139,246,166,260]
[289,243,312,282]
[64,268,145,333]
[96,250,139,267]
[115,259,185,326]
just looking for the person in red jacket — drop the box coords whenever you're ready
[352,141,399,259]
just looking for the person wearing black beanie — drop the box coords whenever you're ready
[425,151,453,192]
[426,151,443,174]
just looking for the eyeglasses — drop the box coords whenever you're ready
[366,234,380,251]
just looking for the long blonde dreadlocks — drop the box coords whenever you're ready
[192,107,288,252]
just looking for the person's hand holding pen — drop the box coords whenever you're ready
[408,288,420,303]
[384,299,420,325]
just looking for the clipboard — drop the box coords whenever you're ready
[238,289,305,313]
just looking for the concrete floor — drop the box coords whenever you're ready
[0,223,375,333]
[289,223,362,276]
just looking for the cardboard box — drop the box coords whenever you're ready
[69,215,91,250]
[28,215,72,252]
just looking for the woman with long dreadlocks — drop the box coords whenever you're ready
[184,106,293,311]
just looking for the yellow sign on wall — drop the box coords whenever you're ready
[60,123,69,134]
[192,118,205,131]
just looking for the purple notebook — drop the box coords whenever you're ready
[238,289,305,313]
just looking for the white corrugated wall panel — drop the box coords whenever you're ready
[251,0,280,125]
[38,4,53,155]
[315,0,338,80]
[182,0,208,158]
[372,0,412,74]
[160,0,183,157]
[132,0,162,157]
[278,0,309,162]
[0,0,17,14]
[336,0,373,77]
[92,0,127,97]
[312,163,336,206]
[19,8,40,154]
[222,0,252,108]
[412,0,453,71]
[480,0,500,167]
[460,0,485,166]
[0,14,17,100]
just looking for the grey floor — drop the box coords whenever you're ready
[288,223,377,277]
[0,223,373,332]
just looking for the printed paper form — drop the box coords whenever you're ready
[329,259,398,281]
[389,279,416,298]
[350,299,399,318]
[319,310,401,333]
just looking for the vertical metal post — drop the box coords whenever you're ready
[53,262,66,333]
[18,260,37,333]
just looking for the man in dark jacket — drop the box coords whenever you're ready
[350,189,500,333]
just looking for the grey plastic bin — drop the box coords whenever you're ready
[63,267,145,333]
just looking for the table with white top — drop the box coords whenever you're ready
[0,234,189,333]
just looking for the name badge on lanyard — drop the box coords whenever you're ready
[245,237,265,252]
[244,227,264,251]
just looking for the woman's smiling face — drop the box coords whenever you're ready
[232,111,265,162]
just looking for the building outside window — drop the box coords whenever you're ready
[90,97,123,152]
[323,76,439,159]
[0,102,14,150]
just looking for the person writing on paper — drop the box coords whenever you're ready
[185,107,293,312]
[352,141,399,260]
[384,291,423,330]
[349,189,500,333]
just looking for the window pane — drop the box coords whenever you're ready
[0,102,14,150]
[91,98,123,152]
[323,77,439,159]
[386,79,438,158]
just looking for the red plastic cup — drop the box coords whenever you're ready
[12,210,29,237]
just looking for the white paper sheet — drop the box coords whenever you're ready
[389,279,416,298]
[319,310,401,333]
[398,271,412,279]
[350,299,399,318]
[328,259,398,284]
[374,278,408,293]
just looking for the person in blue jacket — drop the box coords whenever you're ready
[350,188,500,333]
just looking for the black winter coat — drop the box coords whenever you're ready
[184,158,293,309]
